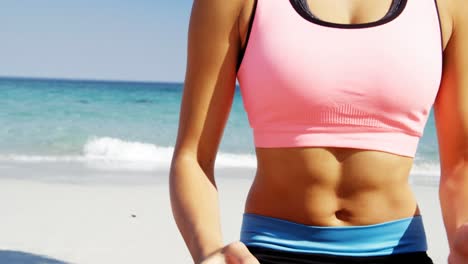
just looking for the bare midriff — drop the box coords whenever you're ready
[244,147,420,227]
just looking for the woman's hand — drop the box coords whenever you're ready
[200,241,260,264]
[449,224,468,264]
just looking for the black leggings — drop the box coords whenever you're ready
[248,246,434,264]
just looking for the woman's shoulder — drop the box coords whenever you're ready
[189,0,254,55]
[434,0,461,48]
[440,0,466,23]
[191,0,246,19]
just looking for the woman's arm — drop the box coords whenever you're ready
[169,0,254,263]
[434,2,468,263]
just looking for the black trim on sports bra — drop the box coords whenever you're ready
[289,0,408,29]
[237,0,258,73]
[237,0,409,73]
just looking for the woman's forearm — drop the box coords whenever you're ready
[439,160,468,248]
[170,154,224,263]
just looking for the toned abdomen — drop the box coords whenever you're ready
[244,147,419,226]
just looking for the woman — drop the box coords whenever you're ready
[170,0,468,263]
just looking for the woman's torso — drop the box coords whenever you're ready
[237,0,453,227]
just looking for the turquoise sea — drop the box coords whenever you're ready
[0,77,439,184]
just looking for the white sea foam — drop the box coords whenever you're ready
[410,162,440,186]
[83,137,174,163]
[0,137,441,184]
[0,137,257,170]
[411,162,440,175]
[0,154,86,162]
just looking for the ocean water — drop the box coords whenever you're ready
[0,77,439,184]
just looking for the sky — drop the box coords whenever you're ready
[0,0,193,83]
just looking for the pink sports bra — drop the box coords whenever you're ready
[236,0,443,157]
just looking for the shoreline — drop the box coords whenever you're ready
[0,165,448,263]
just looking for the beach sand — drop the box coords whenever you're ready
[0,163,448,264]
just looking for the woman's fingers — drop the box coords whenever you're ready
[223,241,260,264]
[200,241,259,264]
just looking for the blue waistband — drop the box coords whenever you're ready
[240,213,428,257]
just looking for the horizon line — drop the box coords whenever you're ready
[0,75,184,85]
